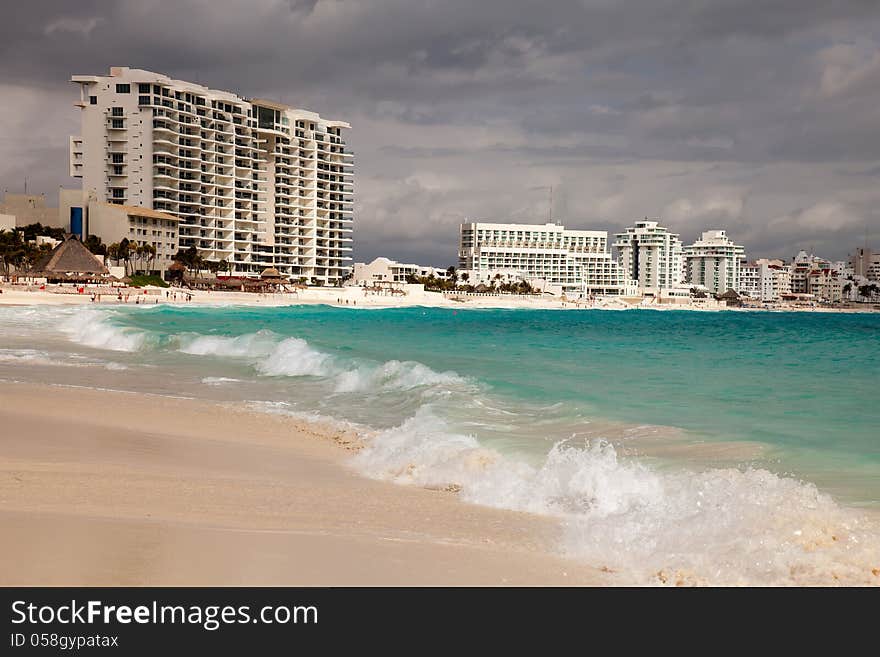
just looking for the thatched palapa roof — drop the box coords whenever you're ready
[260,267,284,280]
[31,235,108,280]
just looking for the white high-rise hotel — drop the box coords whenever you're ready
[613,219,683,294]
[683,230,744,295]
[459,222,633,295]
[70,67,353,283]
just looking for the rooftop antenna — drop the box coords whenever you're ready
[549,185,554,224]
[24,178,27,195]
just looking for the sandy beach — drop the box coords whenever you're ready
[0,381,606,586]
[1,283,874,313]
[0,283,575,310]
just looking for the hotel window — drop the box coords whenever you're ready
[89,96,97,105]
[111,107,124,117]
[116,84,130,94]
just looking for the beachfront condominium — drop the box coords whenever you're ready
[613,219,683,295]
[683,230,745,295]
[790,250,831,294]
[739,258,792,302]
[458,222,634,296]
[69,67,353,283]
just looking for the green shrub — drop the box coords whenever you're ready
[127,274,169,288]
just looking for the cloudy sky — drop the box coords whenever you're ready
[2,1,879,266]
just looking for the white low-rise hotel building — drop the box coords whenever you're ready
[69,67,352,283]
[458,221,635,296]
[739,258,791,302]
[87,200,180,275]
[613,219,683,295]
[683,229,745,295]
[352,257,448,285]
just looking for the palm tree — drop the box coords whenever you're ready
[172,245,203,280]
[118,238,132,275]
[131,243,142,273]
[139,243,156,274]
[107,243,121,268]
[84,234,107,256]
[0,229,27,277]
[858,284,876,301]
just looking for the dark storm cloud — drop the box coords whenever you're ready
[1,0,879,264]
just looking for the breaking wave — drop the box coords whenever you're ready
[60,309,149,352]
[256,337,334,377]
[177,330,466,391]
[179,331,278,358]
[333,359,466,393]
[352,406,880,586]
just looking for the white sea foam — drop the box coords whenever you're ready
[177,331,331,378]
[179,330,277,358]
[176,329,463,392]
[352,406,880,585]
[334,359,467,393]
[0,348,128,371]
[255,337,333,377]
[200,376,242,385]
[0,349,65,367]
[60,309,148,352]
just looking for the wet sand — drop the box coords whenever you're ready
[0,382,605,585]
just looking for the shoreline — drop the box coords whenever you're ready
[0,381,607,586]
[2,303,879,586]
[1,284,877,313]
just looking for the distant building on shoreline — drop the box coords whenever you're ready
[790,250,831,294]
[613,219,683,295]
[0,193,62,229]
[68,66,353,284]
[353,257,448,285]
[458,221,635,296]
[683,229,745,295]
[850,247,880,281]
[738,258,791,302]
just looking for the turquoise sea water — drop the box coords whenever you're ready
[2,304,878,584]
[124,305,880,489]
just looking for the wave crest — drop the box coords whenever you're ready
[353,407,880,585]
[334,360,467,393]
[256,337,333,377]
[179,331,277,358]
[60,309,148,352]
